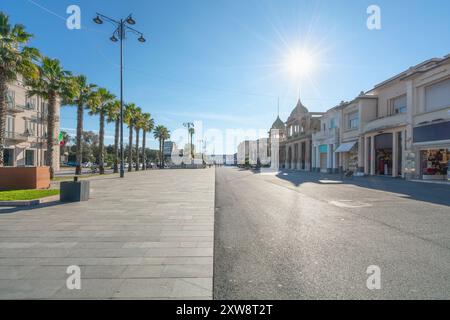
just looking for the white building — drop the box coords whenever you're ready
[3,77,60,172]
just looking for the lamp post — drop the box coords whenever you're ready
[93,13,146,178]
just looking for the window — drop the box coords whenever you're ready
[6,116,14,136]
[26,96,36,110]
[322,123,326,131]
[25,150,35,166]
[330,118,336,129]
[348,112,359,129]
[6,90,15,108]
[425,78,450,112]
[391,95,407,114]
[3,149,14,166]
[25,120,35,136]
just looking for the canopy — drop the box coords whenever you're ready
[335,141,357,153]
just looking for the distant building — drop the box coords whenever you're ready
[163,141,178,164]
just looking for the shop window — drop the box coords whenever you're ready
[3,149,14,166]
[421,149,449,180]
[25,150,35,166]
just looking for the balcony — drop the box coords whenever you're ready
[39,112,60,122]
[312,127,339,143]
[363,112,407,133]
[7,103,25,113]
[5,131,29,142]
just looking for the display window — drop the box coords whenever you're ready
[420,149,450,180]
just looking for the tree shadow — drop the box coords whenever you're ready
[0,201,63,215]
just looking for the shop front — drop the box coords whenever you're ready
[413,121,450,181]
[420,148,450,181]
[374,133,393,176]
[319,144,328,172]
[336,140,358,172]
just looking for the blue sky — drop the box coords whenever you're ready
[3,0,450,153]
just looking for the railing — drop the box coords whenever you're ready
[7,103,25,112]
[363,112,407,133]
[5,131,28,141]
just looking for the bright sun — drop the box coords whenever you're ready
[284,49,316,78]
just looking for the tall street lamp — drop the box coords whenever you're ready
[93,13,146,178]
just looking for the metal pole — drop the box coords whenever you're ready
[119,20,125,178]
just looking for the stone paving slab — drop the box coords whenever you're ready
[0,169,215,299]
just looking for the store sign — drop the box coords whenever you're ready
[413,121,450,143]
[319,145,328,153]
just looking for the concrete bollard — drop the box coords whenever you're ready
[60,177,90,202]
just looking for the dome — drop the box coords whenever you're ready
[289,99,309,120]
[271,116,285,130]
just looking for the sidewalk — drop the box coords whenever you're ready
[0,169,215,299]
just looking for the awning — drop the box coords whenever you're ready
[335,141,357,153]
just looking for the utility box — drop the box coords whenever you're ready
[60,179,90,202]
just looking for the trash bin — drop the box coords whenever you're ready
[60,177,90,202]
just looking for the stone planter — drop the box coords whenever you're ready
[60,179,90,202]
[0,167,50,190]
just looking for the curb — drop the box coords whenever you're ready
[0,195,60,207]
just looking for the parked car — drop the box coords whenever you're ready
[82,162,92,168]
[66,161,77,167]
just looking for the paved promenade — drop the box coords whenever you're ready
[0,169,215,299]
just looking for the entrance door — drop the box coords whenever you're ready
[320,153,327,172]
[375,133,393,175]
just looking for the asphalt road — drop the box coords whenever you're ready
[213,167,450,299]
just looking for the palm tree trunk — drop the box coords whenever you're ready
[113,118,119,173]
[159,138,162,167]
[99,111,105,174]
[135,128,140,171]
[128,125,133,172]
[162,139,165,168]
[0,75,7,167]
[75,101,83,175]
[142,130,146,170]
[47,91,57,179]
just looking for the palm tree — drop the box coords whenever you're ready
[88,88,115,174]
[106,100,120,173]
[154,125,170,168]
[67,75,96,175]
[26,57,72,178]
[124,103,140,172]
[188,127,195,159]
[134,110,144,171]
[0,12,40,166]
[141,113,154,170]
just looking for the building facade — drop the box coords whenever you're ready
[3,77,60,172]
[407,55,450,181]
[284,99,323,171]
[312,106,341,173]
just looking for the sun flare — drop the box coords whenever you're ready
[284,48,317,78]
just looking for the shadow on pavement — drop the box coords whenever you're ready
[0,201,63,215]
[272,170,450,207]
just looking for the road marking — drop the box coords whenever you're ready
[329,200,372,208]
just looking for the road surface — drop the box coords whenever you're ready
[213,167,450,299]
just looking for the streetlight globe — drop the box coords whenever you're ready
[93,15,103,24]
[138,35,146,43]
[126,16,136,25]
